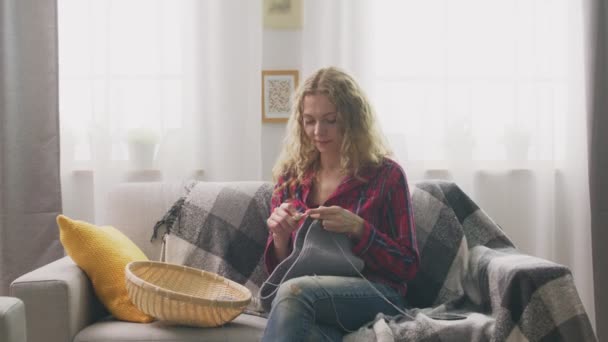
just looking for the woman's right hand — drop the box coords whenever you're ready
[267,202,302,248]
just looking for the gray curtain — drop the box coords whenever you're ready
[0,0,63,294]
[587,0,608,340]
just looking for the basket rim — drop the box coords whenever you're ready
[125,260,252,307]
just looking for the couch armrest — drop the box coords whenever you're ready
[9,256,106,342]
[466,246,597,341]
[0,297,26,342]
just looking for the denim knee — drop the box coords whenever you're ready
[273,276,318,307]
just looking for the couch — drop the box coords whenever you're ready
[10,180,597,342]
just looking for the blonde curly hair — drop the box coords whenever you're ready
[272,67,392,195]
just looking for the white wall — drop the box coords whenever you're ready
[261,30,302,180]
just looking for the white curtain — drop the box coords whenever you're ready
[58,0,262,224]
[301,0,373,84]
[303,0,595,329]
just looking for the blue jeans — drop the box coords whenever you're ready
[261,275,405,342]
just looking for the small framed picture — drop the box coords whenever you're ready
[263,0,302,30]
[262,70,299,123]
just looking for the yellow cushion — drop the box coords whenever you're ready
[57,215,154,323]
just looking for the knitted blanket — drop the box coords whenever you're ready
[344,181,597,342]
[152,181,273,315]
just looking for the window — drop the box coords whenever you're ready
[371,0,572,164]
[58,0,193,164]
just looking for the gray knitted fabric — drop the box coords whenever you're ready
[259,217,364,312]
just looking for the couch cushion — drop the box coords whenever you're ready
[74,314,266,342]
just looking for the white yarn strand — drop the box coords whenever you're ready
[332,236,415,320]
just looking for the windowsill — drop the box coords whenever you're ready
[70,169,205,182]
[125,169,162,182]
[71,168,205,173]
[403,160,558,170]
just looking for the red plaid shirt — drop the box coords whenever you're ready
[264,158,419,297]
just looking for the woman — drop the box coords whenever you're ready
[262,67,419,341]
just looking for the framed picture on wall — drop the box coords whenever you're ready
[262,70,299,123]
[263,0,302,30]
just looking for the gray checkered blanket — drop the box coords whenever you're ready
[345,181,597,342]
[152,181,273,314]
[152,180,597,341]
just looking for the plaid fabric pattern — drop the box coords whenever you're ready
[152,181,273,315]
[345,181,597,342]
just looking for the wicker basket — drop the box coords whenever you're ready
[125,261,251,327]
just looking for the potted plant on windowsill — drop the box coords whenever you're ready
[126,128,160,170]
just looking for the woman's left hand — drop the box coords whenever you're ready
[305,206,364,238]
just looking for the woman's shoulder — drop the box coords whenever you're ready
[360,157,407,183]
[378,157,407,176]
[377,158,411,192]
[274,168,299,185]
[380,156,401,168]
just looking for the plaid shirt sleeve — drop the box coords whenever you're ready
[351,164,420,283]
[263,176,291,273]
